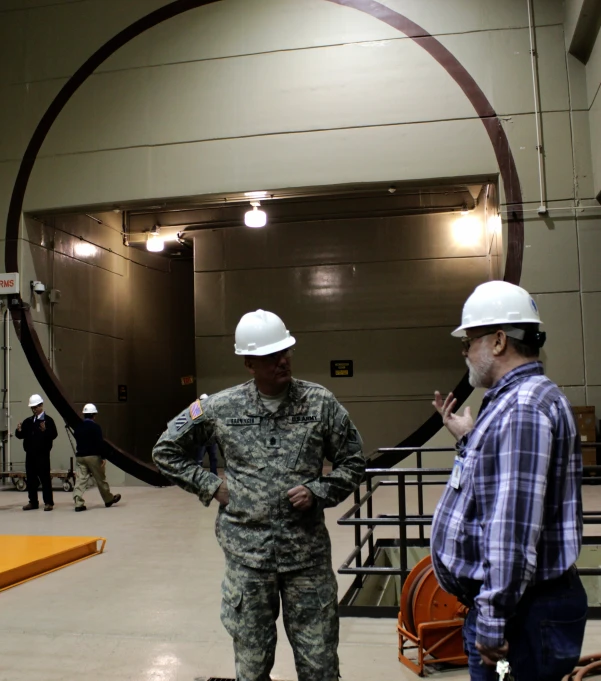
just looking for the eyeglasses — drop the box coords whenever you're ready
[262,348,295,362]
[460,331,496,352]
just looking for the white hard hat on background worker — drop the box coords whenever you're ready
[82,403,98,414]
[28,394,44,407]
[234,309,296,356]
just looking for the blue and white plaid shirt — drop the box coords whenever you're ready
[431,362,583,648]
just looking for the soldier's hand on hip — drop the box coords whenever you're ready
[287,485,314,511]
[432,391,473,441]
[214,478,229,506]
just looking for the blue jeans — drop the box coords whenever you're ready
[462,568,587,681]
[197,444,218,475]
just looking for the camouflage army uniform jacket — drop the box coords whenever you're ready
[153,378,365,572]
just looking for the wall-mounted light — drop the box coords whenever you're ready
[147,227,164,252]
[452,215,482,247]
[74,241,97,257]
[244,201,267,228]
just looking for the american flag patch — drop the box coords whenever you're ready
[189,399,204,420]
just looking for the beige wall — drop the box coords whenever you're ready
[1,0,600,474]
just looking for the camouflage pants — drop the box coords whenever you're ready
[220,558,339,681]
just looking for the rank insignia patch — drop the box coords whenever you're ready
[189,399,204,420]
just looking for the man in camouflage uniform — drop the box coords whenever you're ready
[153,309,365,681]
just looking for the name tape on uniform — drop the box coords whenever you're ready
[225,417,261,426]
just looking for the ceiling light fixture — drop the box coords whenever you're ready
[146,227,165,252]
[244,201,267,228]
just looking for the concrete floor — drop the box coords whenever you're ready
[1,481,601,681]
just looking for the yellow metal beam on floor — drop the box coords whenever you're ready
[0,535,106,592]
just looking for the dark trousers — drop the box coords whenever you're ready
[26,452,54,506]
[462,567,587,681]
[197,444,218,475]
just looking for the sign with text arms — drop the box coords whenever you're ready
[0,273,19,294]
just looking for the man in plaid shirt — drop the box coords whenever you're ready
[431,281,586,681]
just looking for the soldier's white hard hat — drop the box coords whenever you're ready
[82,403,98,414]
[452,281,542,337]
[200,393,209,400]
[234,309,296,356]
[28,394,43,407]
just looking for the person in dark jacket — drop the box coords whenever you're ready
[72,403,121,512]
[16,393,58,511]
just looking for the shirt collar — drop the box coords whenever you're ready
[246,378,300,415]
[483,361,544,402]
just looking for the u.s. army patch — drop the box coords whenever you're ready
[291,415,320,423]
[189,399,203,420]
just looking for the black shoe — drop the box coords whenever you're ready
[44,504,54,512]
[75,505,87,512]
[105,493,121,508]
[22,503,39,511]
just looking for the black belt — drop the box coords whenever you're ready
[525,565,578,598]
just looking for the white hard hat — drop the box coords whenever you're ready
[82,403,98,414]
[28,394,43,407]
[234,309,296,356]
[452,280,542,337]
[200,393,208,400]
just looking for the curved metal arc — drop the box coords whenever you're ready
[5,0,524,477]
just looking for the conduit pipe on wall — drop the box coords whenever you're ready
[527,0,547,215]
[2,304,10,470]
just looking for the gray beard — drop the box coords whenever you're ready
[466,356,494,388]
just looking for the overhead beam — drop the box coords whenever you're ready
[568,0,601,64]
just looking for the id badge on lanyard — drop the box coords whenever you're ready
[450,455,464,489]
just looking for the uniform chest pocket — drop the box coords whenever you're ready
[284,419,323,472]
[219,421,266,470]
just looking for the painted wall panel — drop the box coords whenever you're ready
[519,214,580,293]
[5,0,561,84]
[33,25,568,160]
[195,257,489,337]
[25,119,498,212]
[533,292,584,386]
[195,213,488,274]
[500,112,575,205]
[578,212,601,292]
[582,292,601,385]
[590,92,601,198]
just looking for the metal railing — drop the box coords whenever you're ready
[337,445,601,617]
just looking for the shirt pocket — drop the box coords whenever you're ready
[219,423,267,471]
[284,423,324,475]
[458,446,478,489]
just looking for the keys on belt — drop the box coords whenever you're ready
[496,659,514,680]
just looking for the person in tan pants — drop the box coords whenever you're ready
[72,404,121,512]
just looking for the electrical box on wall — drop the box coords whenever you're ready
[0,408,8,432]
[49,289,61,303]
